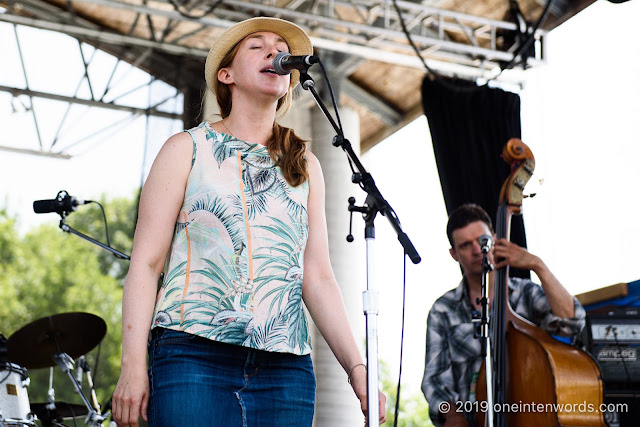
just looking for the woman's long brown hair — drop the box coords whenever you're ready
[213,39,309,187]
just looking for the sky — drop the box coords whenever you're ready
[2,0,640,400]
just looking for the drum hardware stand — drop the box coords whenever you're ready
[300,70,421,427]
[41,366,66,426]
[7,313,108,427]
[46,366,56,411]
[52,353,108,426]
[85,360,101,414]
[76,356,102,414]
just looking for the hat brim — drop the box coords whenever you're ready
[205,17,313,96]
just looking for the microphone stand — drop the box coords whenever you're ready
[58,214,130,260]
[299,71,421,427]
[479,249,493,427]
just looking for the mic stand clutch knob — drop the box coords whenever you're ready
[347,196,370,243]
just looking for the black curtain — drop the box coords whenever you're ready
[422,76,529,278]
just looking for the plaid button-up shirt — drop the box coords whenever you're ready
[421,277,586,426]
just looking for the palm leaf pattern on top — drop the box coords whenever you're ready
[253,213,309,350]
[153,124,312,354]
[249,315,289,351]
[189,196,245,255]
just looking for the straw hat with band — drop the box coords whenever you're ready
[204,17,313,96]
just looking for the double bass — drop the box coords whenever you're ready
[476,139,605,427]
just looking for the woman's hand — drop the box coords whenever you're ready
[112,364,149,426]
[349,364,387,424]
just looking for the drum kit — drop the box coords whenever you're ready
[1,312,111,426]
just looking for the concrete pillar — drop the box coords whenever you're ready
[309,105,366,427]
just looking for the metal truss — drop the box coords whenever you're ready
[0,0,546,158]
[1,0,547,74]
[0,11,184,159]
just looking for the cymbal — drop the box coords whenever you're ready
[30,401,89,420]
[7,312,107,369]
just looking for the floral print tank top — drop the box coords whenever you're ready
[152,122,311,355]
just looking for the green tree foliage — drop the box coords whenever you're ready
[0,196,136,415]
[380,360,434,427]
[0,212,22,322]
[2,201,434,425]
[68,193,139,282]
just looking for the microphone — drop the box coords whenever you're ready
[33,190,92,215]
[272,52,319,75]
[478,235,493,254]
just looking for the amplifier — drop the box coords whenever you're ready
[584,308,640,386]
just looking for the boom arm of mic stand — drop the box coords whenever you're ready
[360,173,421,264]
[59,217,130,260]
[300,72,421,264]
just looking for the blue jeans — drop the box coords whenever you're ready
[147,327,316,426]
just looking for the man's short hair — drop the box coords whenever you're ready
[446,203,494,247]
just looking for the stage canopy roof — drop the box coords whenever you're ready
[0,0,597,152]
